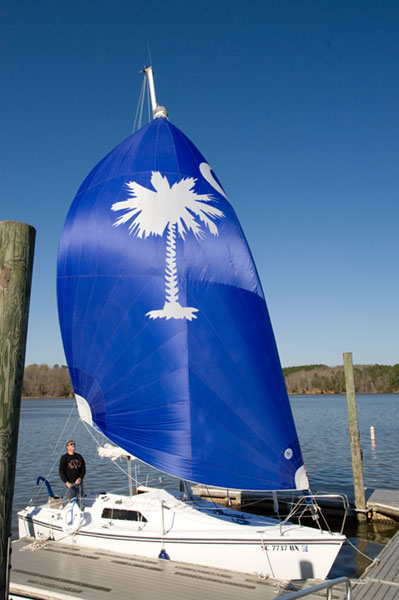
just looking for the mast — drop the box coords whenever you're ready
[143,66,168,120]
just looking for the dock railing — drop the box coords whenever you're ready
[279,576,351,599]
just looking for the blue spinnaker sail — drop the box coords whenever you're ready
[57,117,308,491]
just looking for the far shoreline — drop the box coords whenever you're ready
[21,391,399,400]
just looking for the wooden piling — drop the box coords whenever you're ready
[343,352,366,520]
[0,221,35,599]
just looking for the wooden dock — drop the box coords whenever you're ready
[9,538,348,600]
[366,489,399,520]
[352,530,399,600]
[193,486,399,523]
[191,486,350,517]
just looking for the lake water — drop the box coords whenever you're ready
[291,394,399,494]
[11,394,399,579]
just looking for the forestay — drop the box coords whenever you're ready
[57,117,309,491]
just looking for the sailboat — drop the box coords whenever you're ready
[18,67,345,581]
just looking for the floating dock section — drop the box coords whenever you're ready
[352,529,399,599]
[366,489,399,521]
[9,538,348,600]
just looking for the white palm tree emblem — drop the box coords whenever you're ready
[111,171,224,320]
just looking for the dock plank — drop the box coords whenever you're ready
[352,530,399,600]
[9,538,347,600]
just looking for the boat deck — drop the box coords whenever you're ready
[351,529,399,600]
[9,537,348,600]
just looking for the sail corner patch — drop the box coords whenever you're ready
[75,394,93,426]
[294,465,309,490]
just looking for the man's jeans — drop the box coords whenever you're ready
[63,482,84,509]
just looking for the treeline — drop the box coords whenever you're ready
[283,364,399,394]
[22,362,399,398]
[23,364,73,398]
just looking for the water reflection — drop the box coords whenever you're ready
[330,518,398,579]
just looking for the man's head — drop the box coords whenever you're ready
[66,441,76,454]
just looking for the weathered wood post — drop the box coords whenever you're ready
[343,352,367,520]
[0,221,35,599]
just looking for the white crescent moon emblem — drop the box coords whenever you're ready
[199,163,229,201]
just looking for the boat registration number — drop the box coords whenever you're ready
[263,544,308,552]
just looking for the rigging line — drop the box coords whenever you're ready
[138,74,148,130]
[132,75,147,133]
[79,420,141,489]
[28,417,81,506]
[132,77,143,133]
[52,402,77,454]
[146,41,153,67]
[141,75,148,127]
[345,537,376,563]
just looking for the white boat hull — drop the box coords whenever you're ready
[18,488,345,581]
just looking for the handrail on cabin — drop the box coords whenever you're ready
[278,576,351,599]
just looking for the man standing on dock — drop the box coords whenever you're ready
[59,441,86,508]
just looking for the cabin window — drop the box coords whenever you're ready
[101,508,147,522]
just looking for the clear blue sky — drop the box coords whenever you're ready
[1,0,398,368]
